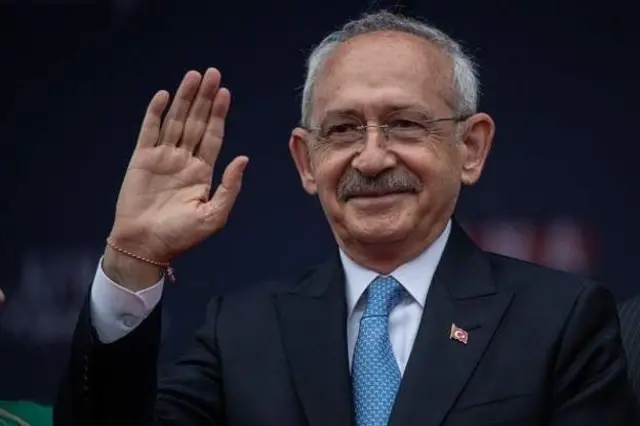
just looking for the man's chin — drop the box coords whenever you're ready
[342,216,412,245]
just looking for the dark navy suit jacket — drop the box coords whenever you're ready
[54,221,635,425]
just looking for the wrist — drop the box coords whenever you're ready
[103,245,165,292]
[107,226,172,263]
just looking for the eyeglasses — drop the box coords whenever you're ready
[306,111,470,147]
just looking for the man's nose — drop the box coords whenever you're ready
[350,128,396,176]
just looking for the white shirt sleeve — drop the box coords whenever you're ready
[89,257,164,343]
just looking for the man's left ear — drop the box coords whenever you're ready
[289,128,318,195]
[459,112,495,186]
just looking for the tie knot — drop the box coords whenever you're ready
[363,275,404,318]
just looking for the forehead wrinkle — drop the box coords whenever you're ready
[322,97,438,121]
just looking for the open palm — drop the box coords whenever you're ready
[110,69,248,262]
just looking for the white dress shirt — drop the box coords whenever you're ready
[90,221,452,373]
[342,221,450,374]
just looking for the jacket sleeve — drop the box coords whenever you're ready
[54,293,225,426]
[550,282,638,425]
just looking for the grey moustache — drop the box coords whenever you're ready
[337,169,422,201]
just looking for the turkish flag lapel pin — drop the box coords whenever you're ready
[450,323,469,344]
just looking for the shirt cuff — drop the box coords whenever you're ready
[89,256,164,343]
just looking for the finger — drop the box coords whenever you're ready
[202,156,249,229]
[196,87,231,165]
[158,71,202,146]
[181,68,221,152]
[137,90,170,148]
[0,287,4,305]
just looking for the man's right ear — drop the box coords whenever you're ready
[288,128,318,195]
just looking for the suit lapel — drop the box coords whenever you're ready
[390,221,514,426]
[275,256,354,426]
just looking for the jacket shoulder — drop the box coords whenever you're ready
[486,252,596,295]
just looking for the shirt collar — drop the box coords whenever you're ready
[340,220,451,316]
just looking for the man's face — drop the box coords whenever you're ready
[290,31,494,258]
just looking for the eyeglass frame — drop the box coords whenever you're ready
[303,112,472,146]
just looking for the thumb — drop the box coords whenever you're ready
[203,156,249,229]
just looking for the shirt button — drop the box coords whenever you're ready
[121,314,138,328]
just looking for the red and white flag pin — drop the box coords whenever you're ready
[450,323,469,344]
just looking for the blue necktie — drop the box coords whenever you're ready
[352,275,405,426]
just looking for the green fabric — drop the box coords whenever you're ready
[0,401,52,426]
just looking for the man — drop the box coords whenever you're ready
[54,11,634,426]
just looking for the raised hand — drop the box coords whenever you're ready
[104,68,248,289]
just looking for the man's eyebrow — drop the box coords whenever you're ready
[318,103,436,123]
[383,104,436,116]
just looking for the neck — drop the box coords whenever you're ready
[339,220,449,275]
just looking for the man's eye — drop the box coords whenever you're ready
[327,123,359,134]
[390,119,422,128]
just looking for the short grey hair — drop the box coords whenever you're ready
[300,11,479,127]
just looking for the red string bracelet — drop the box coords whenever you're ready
[106,238,175,283]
